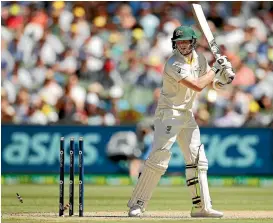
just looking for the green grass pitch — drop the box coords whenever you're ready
[2,184,273,223]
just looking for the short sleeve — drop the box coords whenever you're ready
[198,53,210,76]
[165,58,191,82]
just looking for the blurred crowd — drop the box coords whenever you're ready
[1,1,273,127]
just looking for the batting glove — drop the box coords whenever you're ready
[212,55,232,74]
[212,78,225,91]
[222,67,235,84]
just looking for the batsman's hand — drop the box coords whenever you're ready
[212,55,232,74]
[222,67,235,84]
[213,67,235,86]
[212,78,225,91]
[212,55,235,84]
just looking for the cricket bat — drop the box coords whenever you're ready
[192,3,235,84]
[192,3,221,59]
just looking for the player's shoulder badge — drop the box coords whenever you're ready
[172,61,184,74]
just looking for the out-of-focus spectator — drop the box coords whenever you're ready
[114,3,136,30]
[1,88,15,123]
[257,95,273,126]
[66,74,86,111]
[207,3,224,28]
[30,57,47,90]
[252,66,273,99]
[195,105,211,126]
[87,82,104,95]
[83,35,104,73]
[155,20,178,59]
[146,88,160,116]
[228,53,256,87]
[139,2,160,39]
[1,38,15,76]
[243,100,262,127]
[218,17,245,53]
[56,83,76,124]
[58,48,77,75]
[72,6,90,39]
[135,56,162,89]
[13,88,31,123]
[27,96,48,125]
[214,103,246,127]
[52,1,73,33]
[39,29,65,65]
[5,3,25,30]
[38,69,63,106]
[121,56,144,85]
[85,92,104,125]
[30,6,48,28]
[98,58,123,89]
[108,85,124,123]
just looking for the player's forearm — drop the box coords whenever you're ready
[196,69,216,91]
[179,69,216,92]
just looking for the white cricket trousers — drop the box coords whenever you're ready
[152,107,202,164]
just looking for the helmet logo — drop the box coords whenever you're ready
[176,30,183,36]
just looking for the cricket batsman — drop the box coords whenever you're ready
[127,26,235,218]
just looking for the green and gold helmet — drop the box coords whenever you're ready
[171,26,197,50]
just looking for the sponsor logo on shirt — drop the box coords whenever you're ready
[173,62,184,74]
[166,126,172,134]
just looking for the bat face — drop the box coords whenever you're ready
[192,3,221,59]
[192,3,235,85]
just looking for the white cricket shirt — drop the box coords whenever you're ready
[157,50,210,110]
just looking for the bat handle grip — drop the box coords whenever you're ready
[215,53,221,59]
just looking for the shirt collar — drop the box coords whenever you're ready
[175,49,198,65]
